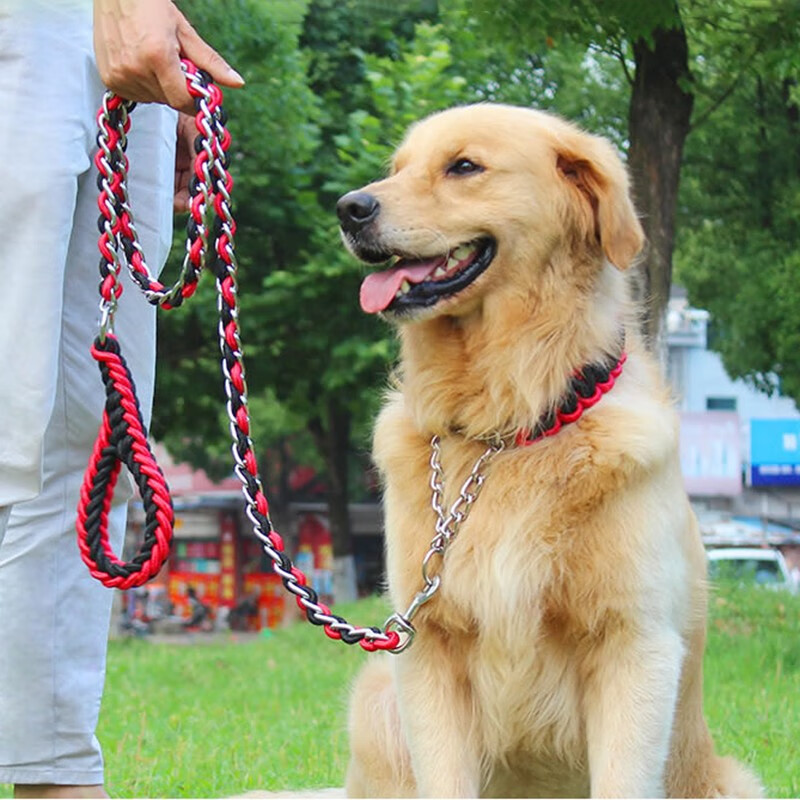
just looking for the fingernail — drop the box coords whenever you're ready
[229,67,245,85]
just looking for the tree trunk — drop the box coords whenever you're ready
[264,437,294,548]
[627,24,694,356]
[308,401,358,601]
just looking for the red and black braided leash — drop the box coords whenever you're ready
[77,337,173,588]
[76,61,625,651]
[77,61,400,650]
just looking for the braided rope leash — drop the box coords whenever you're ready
[76,61,403,651]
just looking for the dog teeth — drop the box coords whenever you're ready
[434,267,447,278]
[453,245,473,260]
[446,257,459,268]
[396,280,411,298]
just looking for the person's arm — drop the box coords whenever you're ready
[93,0,244,113]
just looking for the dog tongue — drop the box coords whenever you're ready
[359,258,443,314]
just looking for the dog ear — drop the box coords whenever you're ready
[556,142,644,271]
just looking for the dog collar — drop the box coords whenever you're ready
[515,351,626,447]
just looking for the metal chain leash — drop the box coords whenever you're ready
[384,434,504,652]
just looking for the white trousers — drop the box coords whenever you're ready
[0,0,176,784]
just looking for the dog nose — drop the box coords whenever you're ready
[337,191,380,234]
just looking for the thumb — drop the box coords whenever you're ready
[176,16,244,89]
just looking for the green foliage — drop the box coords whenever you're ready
[325,21,479,196]
[677,227,800,399]
[237,2,448,452]
[153,0,321,469]
[299,0,438,211]
[467,0,680,50]
[329,13,631,194]
[675,1,800,403]
[468,0,799,66]
[154,0,452,532]
[465,0,800,396]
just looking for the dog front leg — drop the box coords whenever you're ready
[583,628,685,798]
[394,637,481,798]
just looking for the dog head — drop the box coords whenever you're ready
[337,104,643,321]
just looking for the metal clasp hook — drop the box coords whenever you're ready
[383,574,441,654]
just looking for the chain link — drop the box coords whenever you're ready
[385,434,504,652]
[95,94,133,340]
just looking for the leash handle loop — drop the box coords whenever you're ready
[77,336,174,588]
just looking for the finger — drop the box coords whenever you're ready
[177,112,197,149]
[154,46,196,113]
[174,182,191,213]
[176,16,244,89]
[174,135,193,172]
[174,113,196,211]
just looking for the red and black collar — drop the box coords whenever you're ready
[515,351,626,447]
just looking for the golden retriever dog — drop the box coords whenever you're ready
[335,104,762,798]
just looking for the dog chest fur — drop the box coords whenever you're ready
[374,379,696,776]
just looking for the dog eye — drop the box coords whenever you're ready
[446,158,484,177]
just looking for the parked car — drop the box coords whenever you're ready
[706,547,797,593]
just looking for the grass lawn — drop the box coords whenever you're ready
[702,583,800,797]
[2,586,798,798]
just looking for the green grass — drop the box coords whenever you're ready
[98,595,386,798]
[702,582,800,797]
[1,587,798,797]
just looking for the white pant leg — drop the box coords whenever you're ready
[0,0,176,784]
[0,0,86,506]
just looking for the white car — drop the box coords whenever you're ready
[706,547,797,593]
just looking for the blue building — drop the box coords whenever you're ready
[667,289,800,561]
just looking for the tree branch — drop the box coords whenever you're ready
[604,36,633,86]
[690,66,749,131]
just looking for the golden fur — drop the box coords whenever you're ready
[342,104,762,798]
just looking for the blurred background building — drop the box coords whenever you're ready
[667,287,800,575]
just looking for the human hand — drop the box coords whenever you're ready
[93,0,244,114]
[173,112,196,212]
